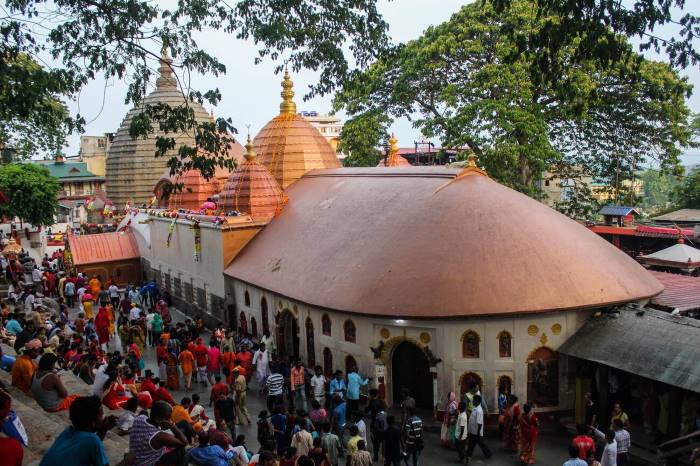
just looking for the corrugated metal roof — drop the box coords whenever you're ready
[598,205,638,216]
[649,271,700,312]
[652,208,700,222]
[558,306,700,393]
[37,161,102,180]
[68,231,140,265]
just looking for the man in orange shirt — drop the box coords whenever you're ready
[11,339,41,394]
[220,346,236,385]
[291,360,307,412]
[179,344,195,391]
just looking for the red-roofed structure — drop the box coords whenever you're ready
[649,270,700,314]
[67,230,141,286]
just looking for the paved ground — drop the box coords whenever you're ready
[77,304,575,465]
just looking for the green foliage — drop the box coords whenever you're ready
[338,111,390,167]
[0,54,79,158]
[675,170,700,209]
[1,0,389,171]
[0,163,60,226]
[489,0,699,85]
[555,181,598,221]
[639,169,682,210]
[334,0,694,206]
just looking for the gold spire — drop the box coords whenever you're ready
[467,154,478,168]
[388,133,398,157]
[279,68,297,115]
[244,134,256,161]
[156,46,176,89]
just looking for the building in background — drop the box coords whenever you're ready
[78,134,113,177]
[34,154,105,224]
[300,111,344,158]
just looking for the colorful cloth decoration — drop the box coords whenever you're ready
[166,218,177,248]
[192,221,201,262]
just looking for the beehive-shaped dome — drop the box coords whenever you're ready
[376,135,411,167]
[254,70,341,189]
[153,141,246,210]
[105,51,215,207]
[219,136,285,220]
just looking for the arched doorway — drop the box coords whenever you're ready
[306,318,316,368]
[323,347,333,376]
[276,310,299,360]
[527,347,559,407]
[239,312,248,335]
[392,341,433,409]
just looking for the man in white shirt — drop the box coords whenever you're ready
[24,290,36,313]
[465,394,492,460]
[129,303,141,322]
[592,428,618,466]
[108,283,120,309]
[253,343,271,392]
[310,365,327,405]
[456,401,469,463]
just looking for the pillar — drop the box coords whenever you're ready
[666,387,683,439]
[598,366,610,429]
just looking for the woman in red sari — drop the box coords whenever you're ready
[518,402,539,464]
[503,394,521,452]
[95,306,110,349]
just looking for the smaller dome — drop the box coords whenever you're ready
[377,135,411,167]
[220,136,285,220]
[153,140,245,210]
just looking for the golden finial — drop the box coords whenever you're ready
[244,133,256,162]
[467,154,477,168]
[279,68,297,115]
[388,133,398,156]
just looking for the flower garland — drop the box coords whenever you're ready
[165,218,177,248]
[191,220,201,262]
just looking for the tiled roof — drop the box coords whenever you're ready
[68,231,140,265]
[653,208,700,223]
[40,161,102,181]
[650,271,700,312]
[598,205,638,216]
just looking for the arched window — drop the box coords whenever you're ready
[261,297,269,335]
[345,355,358,373]
[498,331,512,358]
[244,290,250,307]
[306,318,316,367]
[322,313,332,336]
[459,371,483,397]
[461,330,480,358]
[251,317,258,338]
[344,320,356,343]
[239,312,248,335]
[498,375,513,395]
[323,347,333,376]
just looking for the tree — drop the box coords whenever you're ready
[639,169,681,210]
[1,0,389,174]
[0,54,78,158]
[334,0,693,201]
[675,170,700,208]
[338,111,389,167]
[489,0,700,88]
[0,163,60,226]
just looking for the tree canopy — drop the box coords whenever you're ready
[1,0,389,176]
[675,169,700,209]
[0,163,60,226]
[334,0,694,211]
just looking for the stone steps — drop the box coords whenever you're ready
[0,362,130,465]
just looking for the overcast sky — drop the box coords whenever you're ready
[62,0,700,166]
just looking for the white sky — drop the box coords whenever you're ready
[61,0,700,165]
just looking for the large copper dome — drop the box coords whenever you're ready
[254,70,341,189]
[153,142,246,210]
[226,163,663,318]
[105,52,215,207]
[219,137,285,220]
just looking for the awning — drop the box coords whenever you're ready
[558,306,700,394]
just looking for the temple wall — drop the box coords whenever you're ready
[226,276,593,413]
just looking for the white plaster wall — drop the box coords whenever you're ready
[229,278,594,413]
[149,218,225,307]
